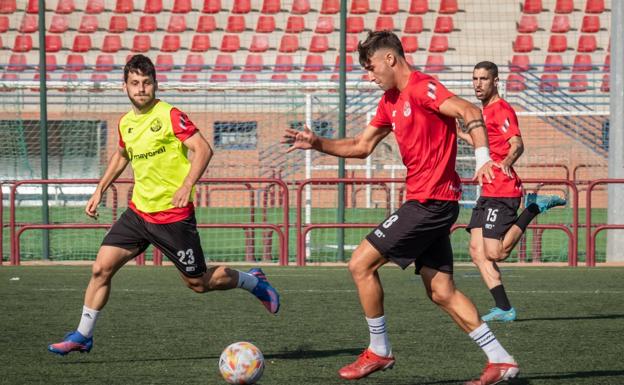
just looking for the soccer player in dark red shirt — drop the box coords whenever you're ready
[459,62,566,324]
[283,32,519,385]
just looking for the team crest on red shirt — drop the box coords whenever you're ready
[403,101,411,117]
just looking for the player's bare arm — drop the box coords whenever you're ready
[499,136,524,177]
[172,132,213,208]
[85,146,129,219]
[456,124,474,145]
[282,124,392,159]
[439,96,496,185]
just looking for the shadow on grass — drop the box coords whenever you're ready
[58,354,219,365]
[516,313,624,322]
[265,347,363,360]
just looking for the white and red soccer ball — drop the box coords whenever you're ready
[219,342,265,384]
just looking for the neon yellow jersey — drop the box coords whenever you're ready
[118,100,198,214]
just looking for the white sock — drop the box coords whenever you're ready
[237,271,259,292]
[77,306,99,339]
[366,315,392,357]
[469,323,514,363]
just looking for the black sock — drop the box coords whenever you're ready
[490,285,512,311]
[514,204,540,232]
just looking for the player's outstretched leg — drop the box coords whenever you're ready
[524,192,566,213]
[247,268,280,314]
[47,331,93,356]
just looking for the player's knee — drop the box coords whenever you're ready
[430,287,453,306]
[91,262,113,282]
[485,249,505,262]
[469,244,484,264]
[347,255,369,280]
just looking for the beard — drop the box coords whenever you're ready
[128,93,155,110]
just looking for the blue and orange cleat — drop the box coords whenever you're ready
[248,268,280,315]
[525,193,566,213]
[481,307,517,322]
[48,331,93,356]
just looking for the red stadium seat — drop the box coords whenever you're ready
[347,16,364,33]
[220,35,240,52]
[61,73,78,81]
[232,0,251,14]
[167,15,187,33]
[585,0,604,13]
[292,0,310,14]
[550,15,570,33]
[55,0,75,14]
[603,54,610,72]
[274,54,293,72]
[375,16,394,31]
[156,73,168,83]
[513,35,533,52]
[26,0,37,13]
[190,34,210,52]
[172,0,192,13]
[0,16,8,32]
[429,35,448,52]
[155,54,174,71]
[404,16,423,33]
[91,73,107,82]
[132,35,151,52]
[45,35,62,52]
[210,74,227,82]
[334,54,355,71]
[240,74,257,82]
[78,15,99,33]
[301,74,317,82]
[569,73,588,92]
[214,54,233,72]
[581,15,600,33]
[573,54,592,71]
[522,0,542,13]
[45,54,58,71]
[425,55,445,72]
[8,54,27,71]
[115,0,133,13]
[434,16,453,33]
[2,73,18,81]
[65,54,85,72]
[144,0,162,13]
[577,35,597,52]
[72,35,92,52]
[49,14,69,33]
[226,15,246,33]
[346,34,358,52]
[0,0,16,13]
[380,0,398,14]
[600,74,609,92]
[201,0,221,13]
[285,16,305,33]
[439,0,458,14]
[409,0,428,14]
[304,54,324,72]
[136,15,155,32]
[244,54,263,72]
[261,0,280,14]
[196,15,216,32]
[279,34,299,53]
[95,54,115,72]
[539,74,559,92]
[544,54,564,72]
[256,15,275,32]
[554,0,574,13]
[320,0,339,14]
[548,34,567,52]
[401,35,418,53]
[12,35,32,52]
[315,16,334,33]
[350,0,369,14]
[102,35,122,52]
[19,14,37,33]
[309,35,329,53]
[184,54,204,72]
[85,0,104,13]
[161,35,180,52]
[181,73,198,82]
[510,55,530,72]
[506,74,526,92]
[249,34,269,52]
[517,15,538,33]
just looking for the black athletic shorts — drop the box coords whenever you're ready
[102,208,207,277]
[365,200,459,274]
[466,197,521,240]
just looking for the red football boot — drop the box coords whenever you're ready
[464,360,520,385]
[338,348,395,380]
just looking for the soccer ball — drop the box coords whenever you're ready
[218,342,265,384]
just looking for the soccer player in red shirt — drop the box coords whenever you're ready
[283,32,519,385]
[459,62,566,324]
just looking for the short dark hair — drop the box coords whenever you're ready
[474,61,498,78]
[357,30,405,67]
[124,54,156,82]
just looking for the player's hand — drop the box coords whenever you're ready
[172,184,192,208]
[281,125,317,153]
[474,160,498,186]
[497,160,514,178]
[85,191,103,219]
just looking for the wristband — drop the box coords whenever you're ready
[475,146,492,171]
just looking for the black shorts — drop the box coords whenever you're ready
[102,209,207,277]
[365,200,459,274]
[466,197,521,240]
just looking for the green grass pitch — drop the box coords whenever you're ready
[1,265,623,384]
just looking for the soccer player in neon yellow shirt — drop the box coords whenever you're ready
[48,55,280,356]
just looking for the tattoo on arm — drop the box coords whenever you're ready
[462,119,486,133]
